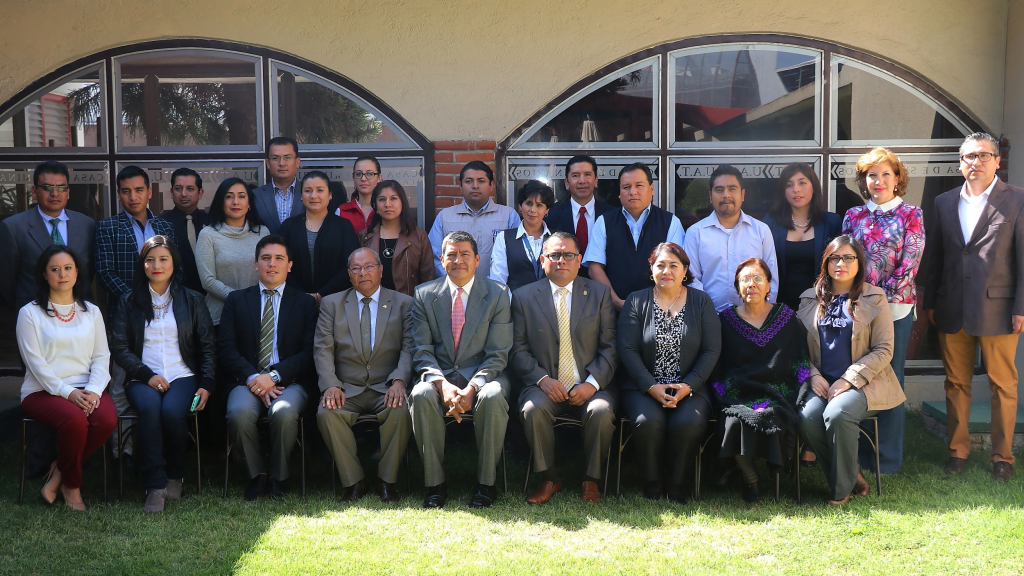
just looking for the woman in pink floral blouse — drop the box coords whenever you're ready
[841,147,924,474]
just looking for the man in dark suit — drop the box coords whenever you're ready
[315,247,414,503]
[219,235,319,499]
[409,231,513,509]
[511,231,618,504]
[923,132,1024,482]
[252,137,303,234]
[544,155,614,278]
[158,168,208,294]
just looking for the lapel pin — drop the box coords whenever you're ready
[583,290,588,296]
[382,305,387,309]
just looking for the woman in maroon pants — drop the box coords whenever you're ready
[18,245,116,510]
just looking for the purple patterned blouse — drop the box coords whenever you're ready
[842,200,925,305]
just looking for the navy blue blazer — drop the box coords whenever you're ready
[762,211,842,280]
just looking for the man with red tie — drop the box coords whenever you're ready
[544,156,614,278]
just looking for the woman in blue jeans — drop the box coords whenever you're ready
[109,235,216,512]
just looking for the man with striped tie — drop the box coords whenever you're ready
[219,235,318,500]
[510,231,618,504]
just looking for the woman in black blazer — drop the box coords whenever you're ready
[618,242,721,502]
[279,171,360,304]
[762,163,843,311]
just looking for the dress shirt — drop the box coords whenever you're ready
[571,197,597,234]
[959,176,998,244]
[17,301,110,401]
[582,204,685,265]
[141,286,194,383]
[357,286,381,352]
[129,209,158,252]
[488,222,551,284]
[682,211,779,312]
[37,206,68,245]
[864,196,914,321]
[274,179,297,227]
[247,282,284,384]
[432,275,485,390]
[427,199,522,277]
[539,280,601,390]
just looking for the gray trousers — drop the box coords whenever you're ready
[799,389,878,500]
[410,378,509,487]
[519,385,617,479]
[317,388,411,486]
[226,383,308,481]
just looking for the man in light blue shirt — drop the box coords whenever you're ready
[683,164,779,312]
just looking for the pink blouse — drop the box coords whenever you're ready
[842,200,925,305]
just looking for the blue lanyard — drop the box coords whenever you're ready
[521,233,546,279]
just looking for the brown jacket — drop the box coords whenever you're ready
[358,225,435,297]
[796,284,906,411]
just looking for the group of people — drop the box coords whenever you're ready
[2,131,1020,513]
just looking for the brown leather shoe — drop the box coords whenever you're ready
[827,494,851,505]
[944,457,967,475]
[853,471,869,497]
[525,480,561,504]
[581,481,601,504]
[993,461,1014,482]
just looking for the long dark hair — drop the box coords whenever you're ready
[208,177,261,232]
[767,163,825,230]
[364,180,415,236]
[33,245,90,315]
[814,235,867,320]
[132,236,182,323]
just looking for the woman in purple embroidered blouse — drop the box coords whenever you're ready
[841,148,924,474]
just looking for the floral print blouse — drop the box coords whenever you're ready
[842,198,925,305]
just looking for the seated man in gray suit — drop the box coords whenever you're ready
[410,230,513,509]
[511,231,618,504]
[315,247,414,504]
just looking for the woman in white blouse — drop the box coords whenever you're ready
[109,236,216,513]
[489,180,553,291]
[18,246,115,511]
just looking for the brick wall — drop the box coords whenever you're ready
[999,135,1011,182]
[432,140,496,215]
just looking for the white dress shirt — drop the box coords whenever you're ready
[541,280,601,390]
[582,204,686,266]
[959,176,998,244]
[141,286,194,383]
[571,197,597,234]
[37,206,68,245]
[357,286,381,352]
[489,222,551,284]
[248,282,284,384]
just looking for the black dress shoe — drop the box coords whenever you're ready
[642,489,663,501]
[377,480,401,503]
[269,478,288,499]
[339,479,369,504]
[245,474,268,501]
[469,484,497,508]
[742,482,760,503]
[423,483,447,509]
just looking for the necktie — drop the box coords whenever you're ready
[556,287,575,391]
[186,214,197,251]
[49,218,65,246]
[360,296,373,358]
[576,207,588,257]
[451,287,465,354]
[258,289,276,372]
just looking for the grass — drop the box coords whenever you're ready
[0,411,1022,575]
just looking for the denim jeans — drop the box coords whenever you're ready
[126,376,199,489]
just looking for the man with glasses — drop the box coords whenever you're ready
[510,231,617,504]
[158,168,208,294]
[923,132,1024,482]
[253,137,303,235]
[315,247,414,503]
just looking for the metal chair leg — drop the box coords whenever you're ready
[522,450,533,493]
[774,471,780,503]
[501,447,508,493]
[602,443,612,496]
[118,417,125,500]
[873,418,882,497]
[693,448,702,501]
[192,413,202,496]
[102,439,108,503]
[222,426,231,498]
[331,457,337,496]
[616,419,628,497]
[795,440,802,504]
[404,448,412,494]
[300,416,306,497]
[18,419,27,505]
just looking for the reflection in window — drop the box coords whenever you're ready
[116,52,259,148]
[833,59,968,144]
[673,47,818,143]
[299,158,425,227]
[507,158,660,209]
[0,66,104,149]
[120,165,261,214]
[0,163,106,222]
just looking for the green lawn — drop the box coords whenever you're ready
[1,411,1022,575]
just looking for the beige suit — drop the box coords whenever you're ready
[315,287,414,486]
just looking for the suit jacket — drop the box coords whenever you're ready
[763,211,843,281]
[411,276,512,386]
[358,225,435,297]
[279,212,359,297]
[922,179,1024,336]
[252,182,304,235]
[218,284,319,397]
[94,211,177,301]
[314,287,414,397]
[544,197,615,278]
[0,208,95,309]
[158,207,209,294]
[509,277,617,390]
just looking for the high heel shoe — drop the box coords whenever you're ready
[39,461,59,504]
[62,486,86,512]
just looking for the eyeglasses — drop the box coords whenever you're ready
[961,152,997,163]
[738,274,767,284]
[827,255,858,265]
[269,155,296,163]
[348,264,379,274]
[543,252,578,261]
[353,171,380,180]
[37,184,70,193]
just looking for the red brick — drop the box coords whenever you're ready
[455,151,495,163]
[434,151,454,163]
[434,185,462,197]
[433,196,457,208]
[475,141,497,150]
[434,173,456,186]
[434,141,470,150]
[435,163,463,174]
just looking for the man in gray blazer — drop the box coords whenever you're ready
[923,132,1024,481]
[315,247,414,504]
[511,231,617,504]
[252,137,303,234]
[410,230,513,509]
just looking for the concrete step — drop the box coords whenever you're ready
[921,400,1024,433]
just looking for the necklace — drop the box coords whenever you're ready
[50,301,76,323]
[152,297,171,320]
[305,216,325,232]
[654,288,684,319]
[792,216,810,228]
[381,238,397,259]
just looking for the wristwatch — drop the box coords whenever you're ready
[269,370,281,384]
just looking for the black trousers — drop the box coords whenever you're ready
[621,389,711,488]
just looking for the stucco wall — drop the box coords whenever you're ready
[0,0,1010,142]
[1003,0,1024,186]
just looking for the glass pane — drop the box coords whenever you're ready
[0,65,104,150]
[829,154,965,362]
[672,46,819,144]
[117,163,262,214]
[833,58,969,144]
[274,63,415,147]
[519,62,657,147]
[506,156,660,212]
[115,51,260,148]
[671,156,821,230]
[299,158,425,229]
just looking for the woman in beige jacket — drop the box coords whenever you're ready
[357,180,434,297]
[796,235,906,504]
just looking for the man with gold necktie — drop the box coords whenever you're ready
[510,231,618,504]
[158,168,208,294]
